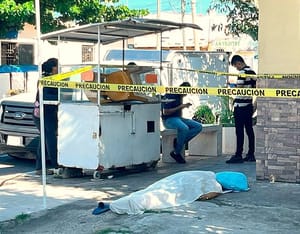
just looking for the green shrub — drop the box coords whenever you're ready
[219,96,235,126]
[218,96,257,127]
[193,105,215,124]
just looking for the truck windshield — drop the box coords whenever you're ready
[104,49,170,63]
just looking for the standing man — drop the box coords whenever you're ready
[226,55,256,164]
[33,58,59,174]
[162,82,202,164]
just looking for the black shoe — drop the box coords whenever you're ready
[244,154,256,162]
[170,151,186,164]
[226,155,244,164]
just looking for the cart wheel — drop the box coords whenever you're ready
[56,168,64,176]
[93,170,101,179]
[150,160,158,169]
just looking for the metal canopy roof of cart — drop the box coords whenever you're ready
[40,18,202,44]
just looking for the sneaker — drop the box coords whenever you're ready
[35,169,54,175]
[170,151,186,164]
[244,154,256,162]
[226,155,244,164]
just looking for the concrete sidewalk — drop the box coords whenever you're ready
[1,155,300,233]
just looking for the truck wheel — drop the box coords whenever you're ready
[93,170,101,179]
[56,168,64,176]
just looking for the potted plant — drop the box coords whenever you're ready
[193,104,215,124]
[217,96,236,154]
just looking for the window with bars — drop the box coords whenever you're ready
[1,42,34,65]
[82,45,94,63]
[1,42,18,65]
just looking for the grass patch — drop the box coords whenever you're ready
[0,213,31,231]
[15,213,31,223]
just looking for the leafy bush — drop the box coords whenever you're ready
[193,105,215,124]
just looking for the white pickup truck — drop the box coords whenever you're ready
[0,92,39,159]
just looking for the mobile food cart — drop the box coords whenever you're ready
[40,18,201,178]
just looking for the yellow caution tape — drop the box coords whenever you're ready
[39,79,300,98]
[42,64,300,81]
[166,66,300,79]
[38,65,300,98]
[43,66,93,81]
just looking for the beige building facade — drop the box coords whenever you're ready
[257,0,300,182]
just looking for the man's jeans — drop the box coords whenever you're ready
[163,117,202,155]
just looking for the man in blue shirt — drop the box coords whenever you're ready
[161,82,202,163]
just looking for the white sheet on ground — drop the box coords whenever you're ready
[110,171,222,214]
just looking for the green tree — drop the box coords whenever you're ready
[0,0,149,38]
[209,0,259,41]
[0,0,34,37]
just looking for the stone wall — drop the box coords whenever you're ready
[256,78,300,183]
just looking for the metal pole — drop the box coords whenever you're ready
[181,0,186,50]
[97,25,101,104]
[57,35,61,101]
[191,0,199,51]
[122,39,125,70]
[34,0,47,209]
[159,31,163,101]
[156,0,161,50]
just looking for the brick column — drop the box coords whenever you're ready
[256,79,300,182]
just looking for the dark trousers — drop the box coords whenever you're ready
[33,105,58,170]
[234,104,255,156]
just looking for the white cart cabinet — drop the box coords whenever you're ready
[99,103,161,168]
[57,103,100,169]
[57,102,160,170]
